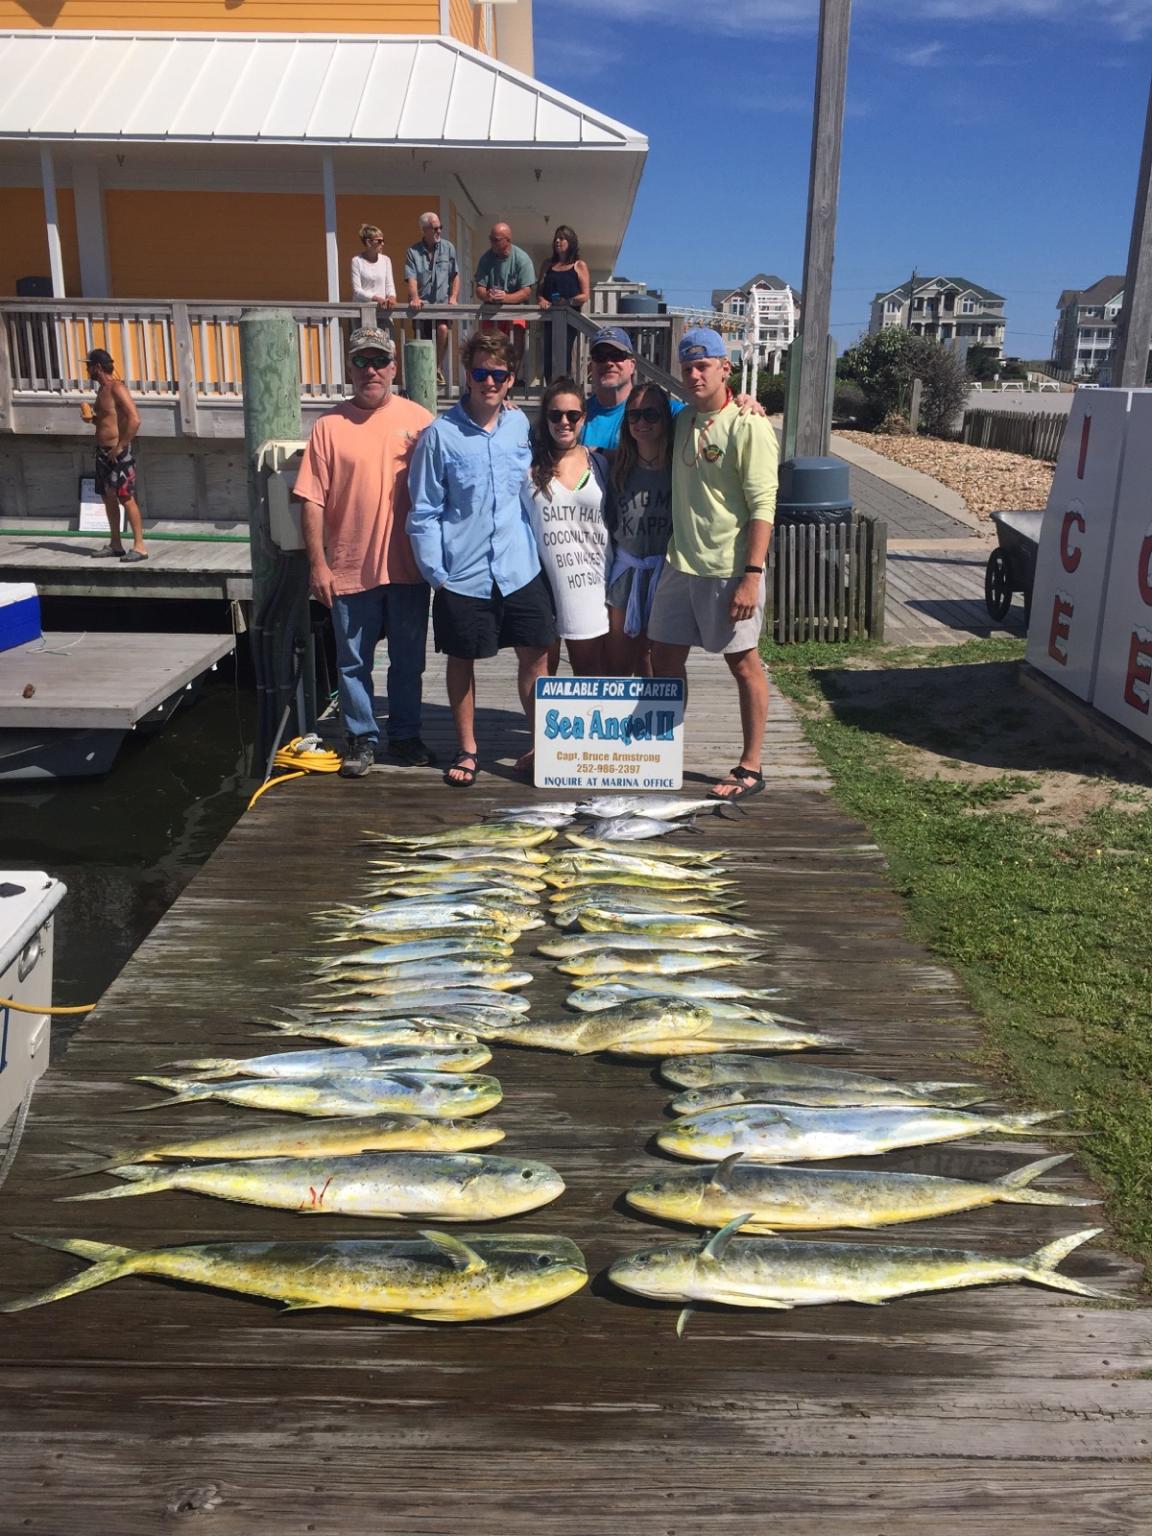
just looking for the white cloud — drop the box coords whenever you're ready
[898,40,947,64]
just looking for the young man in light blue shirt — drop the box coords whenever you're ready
[408,330,556,787]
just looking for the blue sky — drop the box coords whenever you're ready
[533,0,1151,360]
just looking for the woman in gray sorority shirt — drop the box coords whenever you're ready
[604,383,675,675]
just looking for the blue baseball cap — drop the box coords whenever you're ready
[678,327,727,363]
[589,326,634,356]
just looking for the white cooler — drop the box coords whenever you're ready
[0,871,66,1131]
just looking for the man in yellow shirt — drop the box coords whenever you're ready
[649,327,779,800]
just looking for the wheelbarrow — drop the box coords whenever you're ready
[985,509,1044,625]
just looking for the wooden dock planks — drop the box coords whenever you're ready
[0,650,1147,1534]
[0,632,236,729]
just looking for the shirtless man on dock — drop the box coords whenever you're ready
[86,347,147,562]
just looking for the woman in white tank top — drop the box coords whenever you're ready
[522,378,611,675]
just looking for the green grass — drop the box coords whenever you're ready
[762,634,1152,1265]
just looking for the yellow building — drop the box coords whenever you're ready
[0,2,645,304]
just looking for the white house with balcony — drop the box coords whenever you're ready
[869,276,1006,358]
[1051,276,1128,380]
[710,274,798,374]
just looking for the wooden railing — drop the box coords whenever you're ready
[765,516,888,644]
[962,408,1067,463]
[0,298,686,434]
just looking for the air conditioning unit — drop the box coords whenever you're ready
[0,872,66,1132]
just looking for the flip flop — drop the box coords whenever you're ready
[91,545,126,559]
[707,765,764,801]
[444,750,478,788]
[120,550,148,563]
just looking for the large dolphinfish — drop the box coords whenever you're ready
[608,1218,1115,1324]
[61,1151,565,1221]
[625,1152,1098,1232]
[657,1104,1072,1162]
[132,1071,503,1119]
[1,1231,588,1321]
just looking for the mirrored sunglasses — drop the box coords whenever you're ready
[471,367,511,384]
[351,354,393,369]
[547,409,583,425]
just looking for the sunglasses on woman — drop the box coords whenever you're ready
[625,407,663,424]
[547,409,583,425]
[471,367,511,384]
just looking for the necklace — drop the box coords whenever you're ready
[681,390,733,468]
[637,451,662,468]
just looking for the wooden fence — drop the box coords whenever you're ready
[962,408,1067,462]
[766,515,887,643]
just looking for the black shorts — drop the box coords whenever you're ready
[432,574,556,660]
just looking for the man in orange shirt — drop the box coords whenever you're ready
[294,327,436,778]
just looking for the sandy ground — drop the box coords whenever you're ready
[799,654,1152,827]
[837,431,1055,521]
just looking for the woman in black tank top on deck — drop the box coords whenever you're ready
[537,225,590,383]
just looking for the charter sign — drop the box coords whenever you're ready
[534,678,686,790]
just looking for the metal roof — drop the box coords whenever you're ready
[0,30,647,151]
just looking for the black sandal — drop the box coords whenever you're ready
[444,750,478,788]
[707,765,764,801]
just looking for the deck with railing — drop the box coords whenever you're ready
[0,300,686,437]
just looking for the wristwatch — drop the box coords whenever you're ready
[744,565,764,575]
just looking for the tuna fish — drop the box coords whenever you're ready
[656,1104,1073,1162]
[60,1151,566,1221]
[608,1219,1115,1324]
[2,1231,588,1321]
[625,1152,1098,1232]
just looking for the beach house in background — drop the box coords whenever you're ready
[710,275,799,375]
[869,276,1006,358]
[0,0,648,522]
[1051,276,1130,380]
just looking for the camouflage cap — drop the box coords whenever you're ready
[347,326,396,359]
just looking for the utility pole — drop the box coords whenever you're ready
[794,0,853,458]
[1112,72,1152,388]
[905,268,917,331]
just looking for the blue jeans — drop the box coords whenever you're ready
[330,583,430,743]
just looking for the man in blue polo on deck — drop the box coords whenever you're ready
[407,329,556,790]
[648,326,779,802]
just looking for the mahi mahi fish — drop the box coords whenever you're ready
[536,934,758,960]
[64,1115,506,1174]
[607,1017,846,1057]
[1,1231,588,1321]
[557,952,744,978]
[313,939,517,970]
[575,910,758,939]
[564,979,778,1011]
[608,1217,1115,1324]
[363,823,557,849]
[625,1152,1098,1232]
[132,1072,502,1119]
[564,833,728,863]
[60,1151,566,1221]
[162,1042,493,1080]
[465,1000,714,1055]
[318,969,534,998]
[662,1056,985,1095]
[668,1082,989,1112]
[315,988,532,1018]
[657,1104,1072,1162]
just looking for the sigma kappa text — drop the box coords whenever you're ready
[544,709,677,744]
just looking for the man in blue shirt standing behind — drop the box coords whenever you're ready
[408,330,556,787]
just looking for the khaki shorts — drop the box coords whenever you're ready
[647,565,766,654]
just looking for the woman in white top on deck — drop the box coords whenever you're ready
[350,224,397,324]
[522,377,611,675]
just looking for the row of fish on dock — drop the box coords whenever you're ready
[4,798,1120,1325]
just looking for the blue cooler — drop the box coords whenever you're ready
[0,584,42,653]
